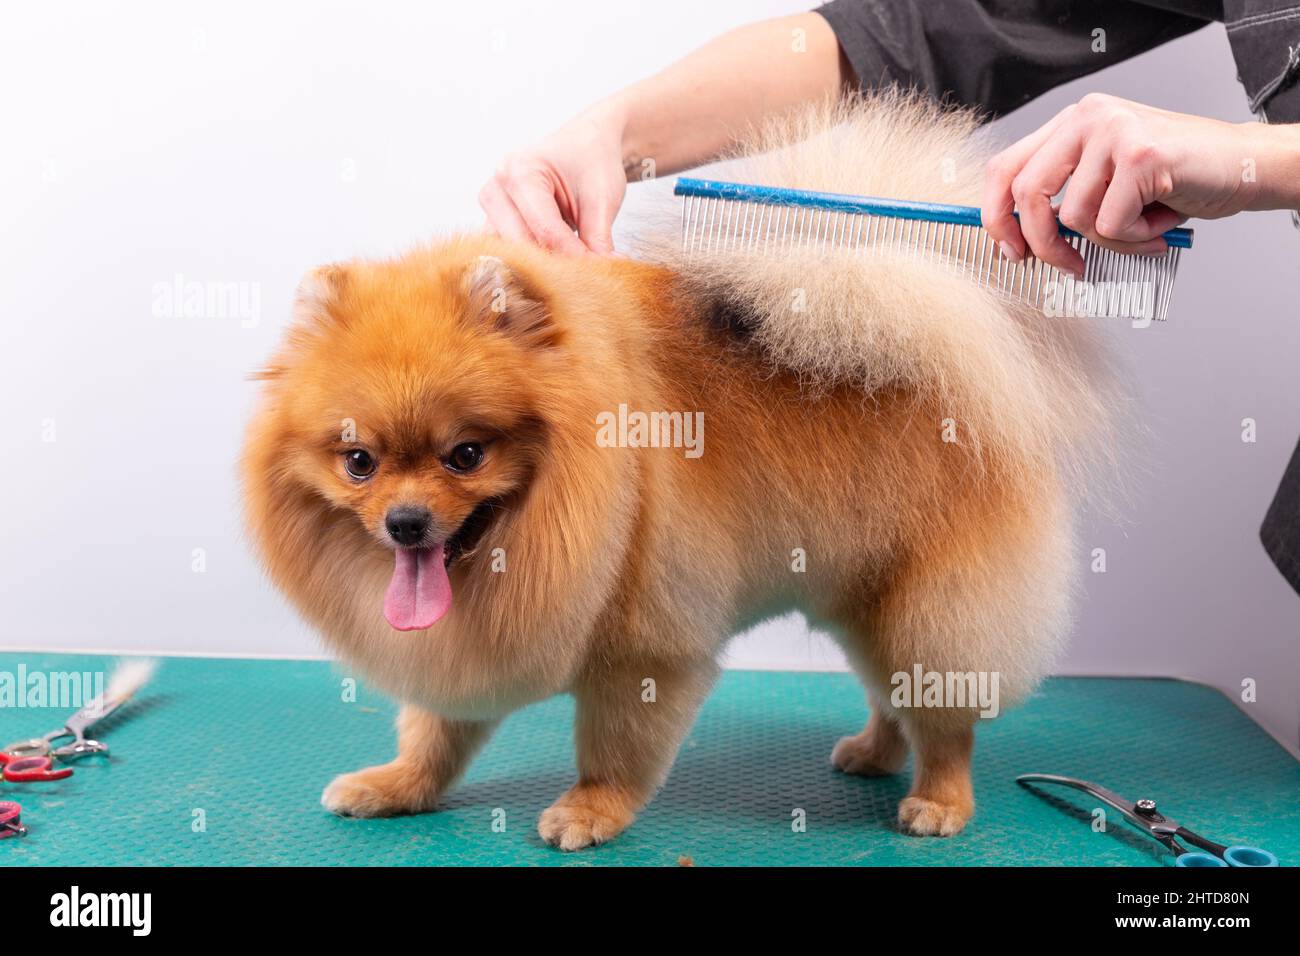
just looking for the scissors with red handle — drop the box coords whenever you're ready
[0,743,75,844]
[0,802,26,839]
[0,750,73,783]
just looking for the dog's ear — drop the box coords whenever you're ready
[293,264,348,326]
[249,264,349,381]
[462,255,559,349]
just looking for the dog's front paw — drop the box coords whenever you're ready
[897,795,972,837]
[321,761,438,818]
[538,784,636,851]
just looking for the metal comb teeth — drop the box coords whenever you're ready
[675,179,1190,324]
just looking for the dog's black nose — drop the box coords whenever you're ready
[385,506,432,546]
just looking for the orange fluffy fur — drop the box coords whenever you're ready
[241,94,1117,848]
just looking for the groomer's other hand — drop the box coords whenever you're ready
[479,105,628,256]
[981,94,1277,276]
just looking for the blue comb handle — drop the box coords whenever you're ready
[674,177,1194,249]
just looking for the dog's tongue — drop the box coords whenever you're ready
[383,545,452,631]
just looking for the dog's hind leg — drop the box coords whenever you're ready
[836,634,974,835]
[830,691,910,777]
[839,626,978,836]
[892,710,976,836]
[834,480,1071,837]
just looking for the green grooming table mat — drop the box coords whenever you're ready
[1,652,1295,867]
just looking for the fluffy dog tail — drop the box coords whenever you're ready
[630,91,1127,505]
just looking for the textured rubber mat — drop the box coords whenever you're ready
[0,652,1295,866]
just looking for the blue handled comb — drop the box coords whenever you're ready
[674,177,1193,324]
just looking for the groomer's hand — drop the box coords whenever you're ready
[982,93,1300,276]
[479,105,628,256]
[479,13,850,256]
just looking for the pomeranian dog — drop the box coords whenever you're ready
[242,93,1117,849]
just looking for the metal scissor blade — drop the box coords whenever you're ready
[1016,773,1180,837]
[47,699,116,760]
[64,658,157,736]
[64,694,124,736]
[61,702,111,738]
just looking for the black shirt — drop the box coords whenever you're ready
[817,1,1300,120]
[816,0,1300,595]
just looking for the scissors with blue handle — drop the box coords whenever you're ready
[1017,773,1279,867]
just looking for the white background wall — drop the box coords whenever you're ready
[3,2,1297,753]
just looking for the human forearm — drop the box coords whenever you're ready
[479,12,850,254]
[593,12,850,181]
[1237,121,1300,213]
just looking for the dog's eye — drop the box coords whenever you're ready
[446,442,484,473]
[344,449,377,480]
